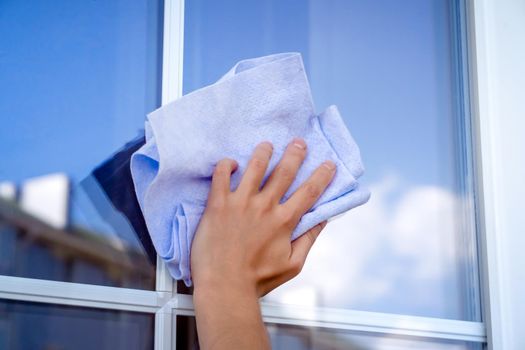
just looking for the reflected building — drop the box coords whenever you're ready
[0,172,156,349]
[0,173,155,289]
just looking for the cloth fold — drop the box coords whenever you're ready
[131,53,370,286]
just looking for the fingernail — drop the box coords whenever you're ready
[260,141,273,150]
[292,138,306,150]
[322,160,336,171]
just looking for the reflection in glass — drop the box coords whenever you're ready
[175,316,481,350]
[0,1,163,289]
[0,300,153,350]
[183,0,480,320]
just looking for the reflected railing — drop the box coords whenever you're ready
[0,195,154,290]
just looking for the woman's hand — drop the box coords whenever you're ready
[191,138,335,297]
[191,138,336,350]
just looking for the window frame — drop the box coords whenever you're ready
[0,0,517,349]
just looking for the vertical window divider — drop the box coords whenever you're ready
[156,0,185,349]
[467,0,510,349]
[451,0,483,323]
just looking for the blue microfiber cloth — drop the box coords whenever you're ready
[131,53,370,286]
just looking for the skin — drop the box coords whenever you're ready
[191,138,336,350]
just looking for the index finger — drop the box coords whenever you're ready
[282,160,336,219]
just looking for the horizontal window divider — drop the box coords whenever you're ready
[0,275,169,313]
[173,294,486,343]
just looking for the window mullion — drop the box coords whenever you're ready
[157,0,185,349]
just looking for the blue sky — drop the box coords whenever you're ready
[0,0,162,183]
[1,0,459,190]
[183,0,460,191]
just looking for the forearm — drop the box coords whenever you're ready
[193,281,270,350]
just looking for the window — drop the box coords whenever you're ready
[0,0,163,347]
[0,299,154,350]
[0,0,163,289]
[181,0,481,322]
[1,0,519,349]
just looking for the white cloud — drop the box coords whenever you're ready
[264,176,475,319]
[20,173,70,229]
[0,181,17,200]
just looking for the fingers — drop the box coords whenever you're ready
[208,158,238,203]
[236,142,273,195]
[261,138,307,202]
[283,160,336,218]
[289,221,327,273]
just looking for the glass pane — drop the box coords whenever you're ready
[0,0,163,289]
[0,300,153,350]
[183,0,480,320]
[174,316,481,350]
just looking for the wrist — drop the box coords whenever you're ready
[192,274,270,350]
[193,274,259,306]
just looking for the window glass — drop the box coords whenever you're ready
[183,0,480,320]
[0,0,163,289]
[0,300,153,350]
[175,316,481,350]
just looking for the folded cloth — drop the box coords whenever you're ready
[131,53,370,286]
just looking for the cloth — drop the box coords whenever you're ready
[131,53,370,286]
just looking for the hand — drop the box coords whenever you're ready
[190,138,336,350]
[191,138,335,297]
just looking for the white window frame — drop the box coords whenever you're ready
[1,0,522,349]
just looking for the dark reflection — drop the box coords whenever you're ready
[175,316,481,350]
[0,143,156,289]
[84,135,156,265]
[0,299,153,350]
[177,280,194,294]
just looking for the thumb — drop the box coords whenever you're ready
[289,221,327,269]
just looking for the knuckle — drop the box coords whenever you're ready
[289,258,304,276]
[303,182,321,199]
[207,197,226,212]
[255,194,273,212]
[231,194,248,211]
[305,230,318,245]
[250,157,267,171]
[276,207,296,226]
[255,266,273,282]
[276,165,295,182]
